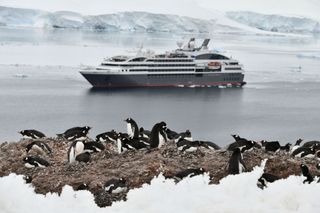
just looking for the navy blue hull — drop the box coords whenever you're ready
[80,72,245,88]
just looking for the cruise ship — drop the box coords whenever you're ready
[80,38,246,88]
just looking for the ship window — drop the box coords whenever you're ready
[195,54,229,60]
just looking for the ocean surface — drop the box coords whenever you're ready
[0,27,320,145]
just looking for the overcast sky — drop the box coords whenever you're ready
[1,0,319,20]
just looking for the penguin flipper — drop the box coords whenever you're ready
[240,158,248,172]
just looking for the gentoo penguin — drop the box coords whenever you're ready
[231,134,247,142]
[227,140,256,152]
[169,168,206,182]
[176,138,200,152]
[139,127,151,140]
[75,152,91,163]
[174,130,192,143]
[290,139,303,154]
[95,130,118,143]
[75,183,88,191]
[19,129,46,139]
[257,173,280,189]
[67,141,85,163]
[316,163,320,170]
[261,140,291,152]
[125,118,139,139]
[196,141,221,150]
[302,140,320,148]
[291,144,319,158]
[57,126,91,141]
[23,156,50,168]
[117,133,149,153]
[227,147,247,175]
[83,141,105,153]
[23,175,32,184]
[26,141,52,155]
[300,164,314,184]
[163,127,178,140]
[315,151,320,161]
[104,178,127,194]
[149,121,167,148]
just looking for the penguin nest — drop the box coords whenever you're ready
[0,138,319,207]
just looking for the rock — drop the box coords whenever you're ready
[1,138,320,207]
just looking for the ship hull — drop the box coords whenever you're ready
[80,72,246,88]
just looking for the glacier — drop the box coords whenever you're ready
[227,11,320,34]
[1,162,320,213]
[0,6,217,33]
[1,6,320,34]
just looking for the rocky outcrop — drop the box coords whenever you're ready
[0,138,319,207]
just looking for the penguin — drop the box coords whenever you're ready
[227,147,247,175]
[196,141,221,150]
[23,156,50,168]
[65,131,88,141]
[67,141,85,163]
[315,150,320,161]
[302,140,320,148]
[176,139,201,152]
[83,141,105,153]
[149,121,167,148]
[125,118,139,139]
[316,163,320,170]
[168,168,205,182]
[261,140,291,152]
[75,152,91,163]
[300,164,314,184]
[25,141,52,155]
[19,129,46,139]
[261,140,281,152]
[231,134,247,142]
[119,135,149,152]
[23,175,33,184]
[96,130,118,143]
[75,183,89,191]
[139,127,151,140]
[104,178,127,194]
[280,143,292,152]
[227,140,256,152]
[164,128,178,140]
[257,173,280,189]
[290,139,303,154]
[174,130,192,143]
[57,126,91,140]
[291,144,319,158]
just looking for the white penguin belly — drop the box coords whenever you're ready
[127,123,133,138]
[158,133,165,148]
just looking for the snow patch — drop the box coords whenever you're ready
[1,161,320,212]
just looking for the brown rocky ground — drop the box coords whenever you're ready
[0,138,319,207]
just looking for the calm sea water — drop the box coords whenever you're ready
[0,28,320,145]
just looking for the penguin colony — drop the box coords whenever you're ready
[10,120,320,206]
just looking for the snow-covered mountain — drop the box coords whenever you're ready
[0,6,217,33]
[0,6,319,34]
[227,11,320,34]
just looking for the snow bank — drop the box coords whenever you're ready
[1,162,320,213]
[227,11,320,34]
